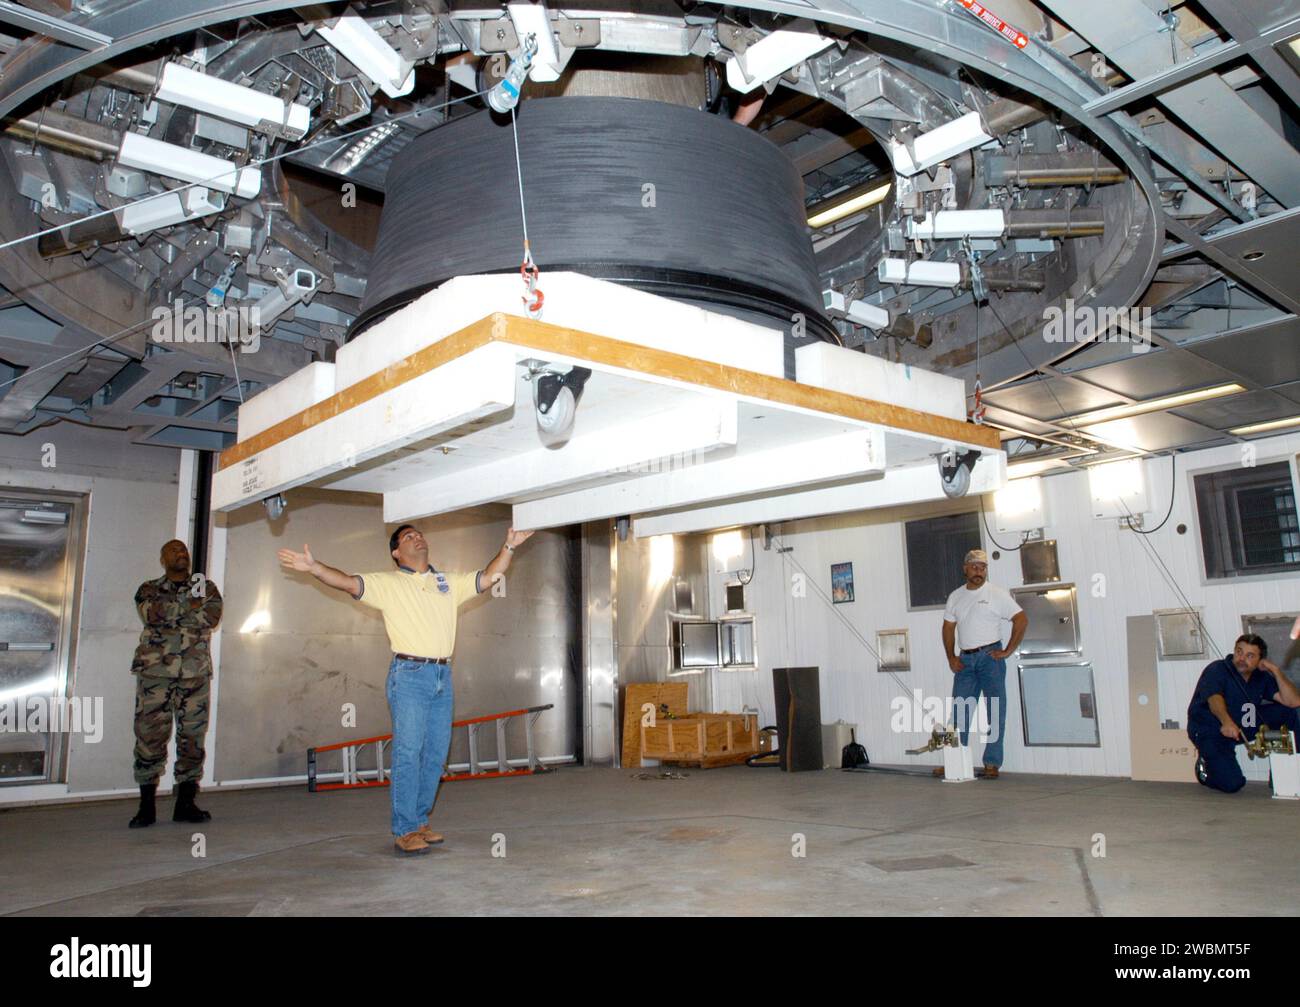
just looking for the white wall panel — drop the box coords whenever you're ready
[705,432,1300,778]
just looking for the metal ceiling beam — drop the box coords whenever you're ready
[0,354,83,427]
[1040,0,1300,207]
[1163,213,1300,315]
[1082,15,1300,115]
[0,0,310,121]
[0,0,1167,399]
[0,0,111,49]
[1197,2,1300,113]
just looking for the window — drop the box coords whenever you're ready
[1195,461,1300,579]
[904,510,982,608]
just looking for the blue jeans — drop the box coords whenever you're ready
[951,649,1007,768]
[385,657,454,836]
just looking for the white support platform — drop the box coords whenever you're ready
[215,288,1004,532]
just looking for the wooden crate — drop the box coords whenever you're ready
[641,712,759,768]
[621,683,689,768]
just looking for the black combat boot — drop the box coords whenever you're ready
[172,781,212,823]
[128,783,157,829]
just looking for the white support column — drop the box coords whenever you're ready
[201,513,227,789]
[174,448,197,543]
[165,448,198,789]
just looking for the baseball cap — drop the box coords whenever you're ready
[964,549,989,565]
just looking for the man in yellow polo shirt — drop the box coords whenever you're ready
[277,524,532,855]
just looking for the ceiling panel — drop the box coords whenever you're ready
[1070,349,1239,399]
[1081,413,1227,452]
[983,377,1125,422]
[1185,317,1300,386]
[1053,337,1156,371]
[1275,381,1300,405]
[1170,388,1299,429]
[1203,207,1300,297]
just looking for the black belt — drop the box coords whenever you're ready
[393,653,451,665]
[961,643,1000,655]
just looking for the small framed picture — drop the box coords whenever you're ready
[831,562,855,604]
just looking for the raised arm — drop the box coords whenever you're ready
[278,543,361,599]
[478,528,534,595]
[1262,659,1300,708]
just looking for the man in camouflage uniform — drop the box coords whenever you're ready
[128,538,223,828]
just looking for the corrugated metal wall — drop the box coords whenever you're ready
[214,492,580,782]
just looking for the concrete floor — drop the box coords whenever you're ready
[2,766,1296,916]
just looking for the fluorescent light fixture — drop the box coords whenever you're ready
[117,132,260,198]
[726,25,834,93]
[1087,458,1148,519]
[878,256,961,287]
[1067,383,1245,427]
[993,476,1046,533]
[823,288,890,329]
[154,62,310,140]
[907,209,1006,240]
[890,111,993,176]
[317,13,415,98]
[1229,414,1300,435]
[1291,38,1300,59]
[807,181,891,228]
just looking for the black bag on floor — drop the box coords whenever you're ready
[841,729,869,769]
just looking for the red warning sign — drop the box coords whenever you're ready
[956,0,1030,49]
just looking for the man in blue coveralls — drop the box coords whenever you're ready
[1188,633,1300,793]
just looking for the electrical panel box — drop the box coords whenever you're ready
[670,615,757,671]
[1018,661,1100,746]
[1154,608,1206,659]
[671,618,719,670]
[1020,539,1061,584]
[1011,584,1081,657]
[877,629,910,671]
[719,615,756,669]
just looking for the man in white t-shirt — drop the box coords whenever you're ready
[939,549,1028,779]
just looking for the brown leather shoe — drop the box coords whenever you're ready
[980,764,1000,779]
[932,766,946,778]
[417,824,445,845]
[394,831,431,855]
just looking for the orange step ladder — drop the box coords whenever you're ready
[307,704,554,792]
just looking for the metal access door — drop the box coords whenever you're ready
[0,491,84,784]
